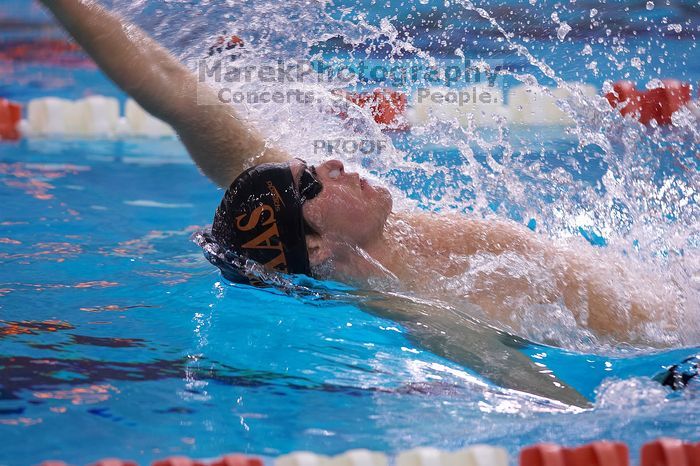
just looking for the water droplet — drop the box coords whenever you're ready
[646,1,654,10]
[645,78,664,90]
[557,22,572,40]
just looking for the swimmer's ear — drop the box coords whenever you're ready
[306,234,332,265]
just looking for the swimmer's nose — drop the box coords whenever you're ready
[325,159,344,172]
[323,159,345,180]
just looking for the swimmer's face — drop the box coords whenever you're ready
[290,159,392,262]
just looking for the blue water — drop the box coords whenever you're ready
[1,0,700,465]
[2,137,699,465]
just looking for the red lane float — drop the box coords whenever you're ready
[605,80,693,125]
[520,441,629,466]
[90,460,138,466]
[0,39,91,67]
[520,443,566,466]
[0,98,21,140]
[210,454,264,466]
[566,442,629,466]
[641,438,700,466]
[0,39,79,61]
[341,88,409,130]
[151,457,207,466]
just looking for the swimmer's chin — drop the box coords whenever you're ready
[376,185,393,215]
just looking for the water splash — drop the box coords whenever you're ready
[115,0,699,352]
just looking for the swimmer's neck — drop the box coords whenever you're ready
[327,211,440,287]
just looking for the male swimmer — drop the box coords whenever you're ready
[41,0,683,349]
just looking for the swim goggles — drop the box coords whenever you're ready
[297,160,323,203]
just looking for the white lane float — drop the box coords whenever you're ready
[447,446,509,466]
[408,85,509,127]
[276,452,331,466]
[27,97,81,136]
[75,95,121,136]
[279,447,507,466]
[396,447,444,466]
[26,95,122,137]
[20,96,175,138]
[508,82,597,125]
[409,82,598,127]
[124,98,176,137]
[328,449,388,466]
[396,446,508,466]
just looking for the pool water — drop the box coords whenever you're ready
[1,137,698,465]
[1,0,699,465]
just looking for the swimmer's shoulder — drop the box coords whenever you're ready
[393,210,515,232]
[393,210,541,255]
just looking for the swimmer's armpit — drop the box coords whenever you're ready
[39,0,289,187]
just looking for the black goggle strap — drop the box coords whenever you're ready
[297,162,323,203]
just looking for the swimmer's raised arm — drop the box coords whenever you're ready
[39,0,289,187]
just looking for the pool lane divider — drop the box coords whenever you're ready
[400,446,508,466]
[641,439,700,466]
[339,89,409,130]
[90,461,138,466]
[520,442,629,466]
[0,98,21,140]
[20,96,176,139]
[2,79,697,141]
[605,80,694,126]
[152,453,262,466]
[34,439,700,466]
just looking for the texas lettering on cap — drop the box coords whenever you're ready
[209,162,311,283]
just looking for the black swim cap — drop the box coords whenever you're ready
[211,162,312,283]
